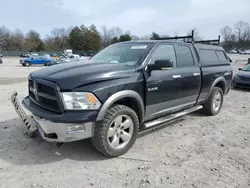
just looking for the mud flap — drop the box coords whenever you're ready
[11,92,38,137]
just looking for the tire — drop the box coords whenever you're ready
[91,104,139,157]
[25,62,31,66]
[203,87,224,116]
[44,62,51,66]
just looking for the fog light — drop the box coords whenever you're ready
[66,125,85,134]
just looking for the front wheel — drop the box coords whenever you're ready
[203,87,224,116]
[25,62,31,66]
[91,105,139,157]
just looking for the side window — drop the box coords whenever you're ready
[216,51,227,62]
[150,44,177,67]
[175,45,194,67]
[199,49,219,65]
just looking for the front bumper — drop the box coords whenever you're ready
[232,78,250,89]
[11,92,94,142]
[33,116,94,142]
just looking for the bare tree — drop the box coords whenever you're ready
[234,21,248,41]
[174,32,178,37]
[246,24,250,40]
[24,29,42,50]
[230,34,237,43]
[124,30,131,35]
[114,27,123,37]
[220,26,233,41]
[108,26,123,38]
[50,27,71,50]
[131,35,140,41]
[0,26,11,50]
[139,35,151,40]
[44,36,56,51]
[10,29,25,50]
[100,25,112,47]
[100,26,124,47]
[242,23,250,41]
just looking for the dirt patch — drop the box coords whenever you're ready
[0,77,27,85]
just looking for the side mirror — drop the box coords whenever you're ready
[238,68,242,71]
[147,59,173,72]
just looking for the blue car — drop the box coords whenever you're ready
[20,55,55,66]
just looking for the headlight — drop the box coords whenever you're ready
[61,92,101,110]
[233,75,238,79]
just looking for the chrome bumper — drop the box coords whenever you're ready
[11,92,94,142]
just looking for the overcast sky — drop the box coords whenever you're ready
[0,0,250,39]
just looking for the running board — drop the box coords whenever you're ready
[144,105,203,128]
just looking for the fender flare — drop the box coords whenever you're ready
[206,77,227,100]
[96,90,144,121]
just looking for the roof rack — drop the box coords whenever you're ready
[194,35,221,45]
[155,30,221,45]
[155,30,194,42]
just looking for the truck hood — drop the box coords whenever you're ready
[30,60,134,90]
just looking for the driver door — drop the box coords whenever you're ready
[32,56,42,64]
[144,43,183,120]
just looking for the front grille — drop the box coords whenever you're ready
[39,96,60,111]
[29,77,62,113]
[37,83,56,96]
[29,79,33,87]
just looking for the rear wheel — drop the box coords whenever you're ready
[203,87,223,116]
[91,105,139,157]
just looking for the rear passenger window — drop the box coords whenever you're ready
[216,51,227,61]
[199,49,219,65]
[175,45,194,67]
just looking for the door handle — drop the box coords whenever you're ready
[193,73,200,76]
[172,75,182,79]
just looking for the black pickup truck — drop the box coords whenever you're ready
[11,41,233,157]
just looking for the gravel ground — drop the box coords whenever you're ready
[0,57,249,188]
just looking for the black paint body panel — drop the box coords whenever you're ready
[23,41,233,124]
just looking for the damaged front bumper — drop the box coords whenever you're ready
[11,92,94,142]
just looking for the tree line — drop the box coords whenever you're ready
[220,21,250,50]
[0,20,249,52]
[0,24,135,52]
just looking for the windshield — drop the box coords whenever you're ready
[243,65,250,71]
[91,43,153,66]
